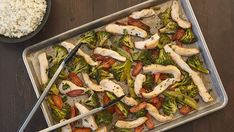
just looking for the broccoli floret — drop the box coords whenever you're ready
[48,84,60,95]
[158,34,171,49]
[179,84,199,98]
[78,31,97,49]
[52,45,68,65]
[162,96,178,116]
[119,33,134,49]
[134,109,147,118]
[155,49,174,65]
[68,56,91,74]
[95,110,113,125]
[111,60,132,82]
[180,28,197,44]
[133,50,156,65]
[114,128,132,132]
[48,64,68,79]
[106,92,129,117]
[85,92,100,108]
[48,98,71,122]
[186,55,209,74]
[113,46,133,62]
[159,21,178,34]
[97,31,112,47]
[89,66,113,83]
[171,72,192,88]
[158,8,172,26]
[164,90,198,109]
[142,73,154,89]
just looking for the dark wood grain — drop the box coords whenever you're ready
[0,0,233,131]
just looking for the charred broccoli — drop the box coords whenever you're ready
[164,90,198,109]
[171,72,192,88]
[52,45,68,65]
[179,84,199,98]
[68,56,91,74]
[89,66,113,83]
[78,31,97,49]
[119,33,134,49]
[85,91,100,108]
[155,49,174,65]
[113,46,133,62]
[159,21,178,34]
[134,109,147,118]
[106,92,129,117]
[97,31,112,47]
[133,50,156,65]
[48,64,68,79]
[96,110,113,125]
[158,34,171,49]
[186,55,209,74]
[162,96,178,116]
[111,60,132,82]
[180,28,197,44]
[142,73,154,89]
[158,8,172,26]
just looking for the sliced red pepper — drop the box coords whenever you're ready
[51,95,63,110]
[132,62,143,76]
[172,28,185,41]
[130,102,147,113]
[135,124,145,132]
[73,128,91,132]
[179,105,191,115]
[102,58,116,70]
[151,96,164,109]
[103,93,115,113]
[145,113,154,129]
[153,73,161,84]
[66,89,84,97]
[69,72,83,87]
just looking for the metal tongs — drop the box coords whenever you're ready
[19,43,124,131]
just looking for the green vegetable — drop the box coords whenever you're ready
[164,91,198,109]
[119,33,134,49]
[114,47,133,62]
[89,66,113,83]
[114,128,132,132]
[97,31,112,47]
[155,49,174,65]
[85,92,100,108]
[180,28,197,44]
[158,34,171,49]
[171,72,192,88]
[49,84,60,95]
[111,60,132,82]
[179,84,199,98]
[134,109,147,118]
[186,55,209,74]
[142,73,154,89]
[51,45,68,64]
[47,98,71,122]
[129,86,137,98]
[162,96,178,116]
[78,31,97,49]
[158,8,172,26]
[106,92,129,117]
[159,21,178,34]
[68,56,91,74]
[96,110,113,125]
[48,64,68,79]
[133,50,156,65]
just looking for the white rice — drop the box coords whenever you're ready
[0,0,47,38]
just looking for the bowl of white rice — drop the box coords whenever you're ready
[0,0,51,43]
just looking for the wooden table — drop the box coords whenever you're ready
[0,0,233,131]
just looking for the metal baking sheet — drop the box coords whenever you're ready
[22,0,228,131]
